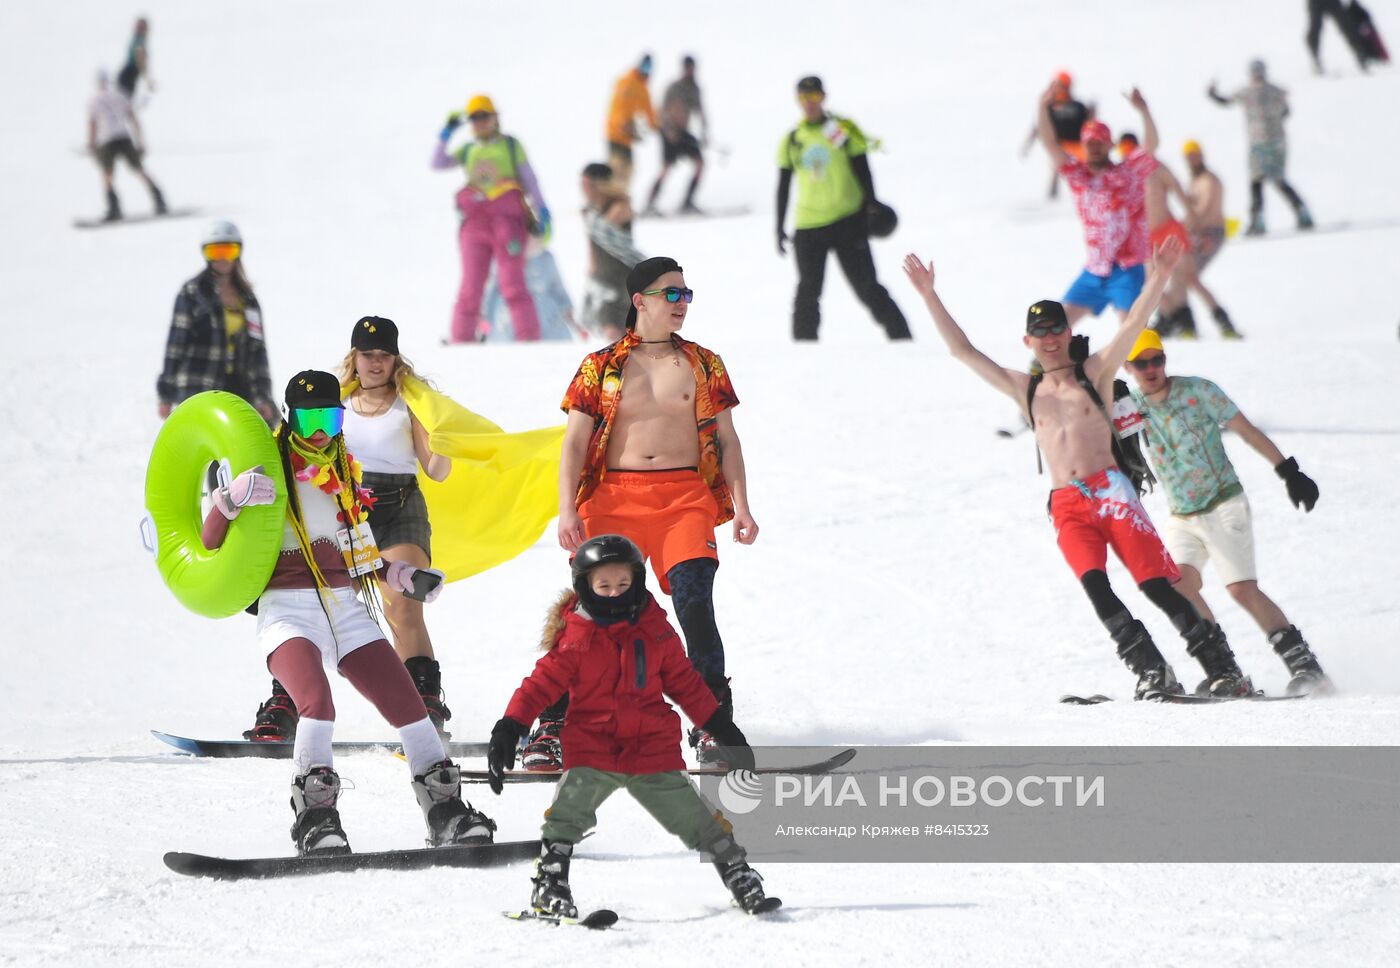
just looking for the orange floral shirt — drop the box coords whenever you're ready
[560,332,739,525]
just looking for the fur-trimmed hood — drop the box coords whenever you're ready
[538,589,576,651]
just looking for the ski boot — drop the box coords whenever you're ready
[151,185,168,216]
[530,840,578,918]
[1185,622,1256,697]
[679,201,705,216]
[1269,626,1332,696]
[520,719,563,771]
[1213,306,1243,339]
[102,188,122,223]
[1112,618,1185,700]
[689,678,735,767]
[1296,207,1315,231]
[1245,213,1266,236]
[715,857,775,914]
[404,656,452,735]
[289,766,350,856]
[243,678,298,741]
[411,760,496,846]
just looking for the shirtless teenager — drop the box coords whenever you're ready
[1168,140,1239,339]
[554,256,758,760]
[902,240,1256,699]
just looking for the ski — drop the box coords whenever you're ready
[73,207,200,229]
[1060,693,1306,705]
[164,839,540,881]
[504,908,618,930]
[151,730,487,759]
[463,748,858,785]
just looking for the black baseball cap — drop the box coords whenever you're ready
[581,162,613,181]
[284,370,344,410]
[1025,300,1068,333]
[625,256,684,330]
[797,75,824,94]
[350,315,399,355]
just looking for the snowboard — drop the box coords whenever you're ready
[1059,692,1306,705]
[151,730,488,759]
[164,839,540,880]
[73,207,200,229]
[466,747,858,784]
[637,205,753,221]
[504,908,618,929]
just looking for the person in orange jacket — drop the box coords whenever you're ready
[606,54,657,190]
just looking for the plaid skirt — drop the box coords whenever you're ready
[362,472,431,558]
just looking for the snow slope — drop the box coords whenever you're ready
[3,1,1399,965]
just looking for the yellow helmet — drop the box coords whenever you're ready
[1129,329,1165,361]
[465,94,496,116]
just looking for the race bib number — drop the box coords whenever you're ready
[244,307,263,339]
[822,119,849,149]
[336,521,382,577]
[1111,395,1146,437]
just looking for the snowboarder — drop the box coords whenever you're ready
[776,75,910,341]
[548,256,759,768]
[432,94,551,342]
[605,55,657,191]
[201,370,496,855]
[644,55,708,216]
[1159,140,1239,339]
[115,17,152,99]
[1123,331,1329,695]
[580,162,644,342]
[486,534,774,918]
[157,222,274,423]
[1306,0,1383,73]
[1208,61,1314,236]
[902,240,1259,700]
[87,69,166,222]
[1038,84,1160,328]
[1021,71,1095,199]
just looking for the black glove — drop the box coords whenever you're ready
[1069,334,1090,362]
[701,710,755,772]
[487,717,529,795]
[776,228,788,257]
[1274,457,1318,512]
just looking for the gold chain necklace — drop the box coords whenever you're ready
[353,388,395,417]
[636,339,680,366]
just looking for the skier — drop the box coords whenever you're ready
[115,17,152,99]
[87,69,166,222]
[1124,331,1329,694]
[1306,0,1379,73]
[580,161,644,342]
[157,222,274,423]
[486,534,775,918]
[1160,140,1239,339]
[1208,61,1314,236]
[776,75,911,341]
[433,94,551,342]
[902,240,1259,700]
[547,256,759,769]
[201,370,496,854]
[1021,71,1095,199]
[1037,84,1160,328]
[644,55,708,216]
[605,55,657,191]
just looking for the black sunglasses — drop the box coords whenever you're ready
[468,111,493,122]
[1027,320,1069,338]
[641,286,694,304]
[1128,353,1167,371]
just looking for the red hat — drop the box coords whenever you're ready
[1055,71,1072,87]
[1081,120,1112,145]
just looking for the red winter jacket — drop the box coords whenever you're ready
[503,592,719,774]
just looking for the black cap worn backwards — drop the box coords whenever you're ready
[1025,299,1068,333]
[350,315,399,355]
[582,162,613,181]
[284,369,344,410]
[624,256,684,330]
[797,75,824,94]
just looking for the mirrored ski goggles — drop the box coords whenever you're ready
[289,406,345,439]
[202,242,242,262]
[641,286,694,304]
[1128,353,1167,371]
[1026,320,1069,338]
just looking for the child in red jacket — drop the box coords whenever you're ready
[488,534,778,917]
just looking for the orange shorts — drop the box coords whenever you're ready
[1150,218,1193,252]
[579,469,719,594]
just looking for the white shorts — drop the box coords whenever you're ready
[256,586,387,666]
[1161,492,1257,586]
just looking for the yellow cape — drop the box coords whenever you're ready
[342,375,563,582]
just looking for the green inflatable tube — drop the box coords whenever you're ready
[144,391,287,618]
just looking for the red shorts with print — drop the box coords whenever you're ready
[1049,467,1180,584]
[579,469,718,594]
[1149,218,1193,253]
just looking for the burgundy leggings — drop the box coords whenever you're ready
[268,638,426,727]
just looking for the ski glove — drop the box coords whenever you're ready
[487,717,530,794]
[384,560,446,603]
[776,228,789,257]
[213,468,276,520]
[1274,457,1318,512]
[440,112,463,141]
[531,205,552,239]
[701,710,755,772]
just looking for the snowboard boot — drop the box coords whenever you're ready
[1184,622,1256,697]
[289,766,350,856]
[1148,310,1170,336]
[715,857,771,914]
[1173,305,1199,340]
[404,656,452,734]
[103,188,122,223]
[1269,626,1332,696]
[1112,619,1184,700]
[1296,206,1315,231]
[520,719,563,771]
[1213,306,1242,339]
[688,678,734,767]
[151,184,168,215]
[244,678,298,741]
[530,840,578,919]
[411,759,496,846]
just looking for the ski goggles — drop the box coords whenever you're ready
[1127,353,1167,371]
[640,286,694,304]
[202,242,242,262]
[1026,320,1069,338]
[288,406,345,439]
[467,111,493,122]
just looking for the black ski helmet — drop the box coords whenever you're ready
[571,534,647,623]
[866,200,898,239]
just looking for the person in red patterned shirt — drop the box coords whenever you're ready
[1039,85,1163,328]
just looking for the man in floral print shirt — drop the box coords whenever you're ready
[1126,331,1330,695]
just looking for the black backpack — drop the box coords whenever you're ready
[1026,363,1155,496]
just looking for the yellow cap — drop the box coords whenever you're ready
[465,94,496,116]
[1129,329,1164,361]
[1182,139,1202,156]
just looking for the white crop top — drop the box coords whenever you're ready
[342,395,418,474]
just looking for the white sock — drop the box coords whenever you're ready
[399,717,446,776]
[293,718,335,775]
